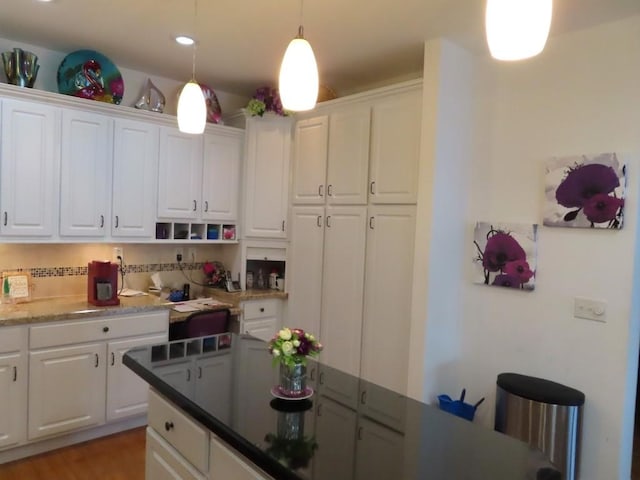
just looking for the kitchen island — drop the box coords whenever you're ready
[124,333,560,480]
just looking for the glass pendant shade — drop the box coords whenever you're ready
[485,0,552,61]
[177,81,206,134]
[279,30,319,112]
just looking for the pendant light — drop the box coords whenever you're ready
[279,0,319,112]
[177,0,206,134]
[485,0,553,61]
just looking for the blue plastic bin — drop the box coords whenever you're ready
[437,389,484,421]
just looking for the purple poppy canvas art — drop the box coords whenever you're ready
[543,153,625,229]
[473,222,537,291]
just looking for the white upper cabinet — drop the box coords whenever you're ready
[157,127,204,220]
[292,116,328,205]
[243,116,292,239]
[326,105,371,205]
[59,109,112,237]
[0,99,59,237]
[112,118,159,238]
[202,131,242,222]
[369,88,422,204]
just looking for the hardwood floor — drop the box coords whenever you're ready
[0,427,145,480]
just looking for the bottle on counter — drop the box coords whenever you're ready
[246,271,254,290]
[269,270,278,289]
[256,269,265,289]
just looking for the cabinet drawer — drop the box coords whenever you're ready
[29,311,168,349]
[242,299,278,320]
[148,388,209,474]
[146,427,207,480]
[0,326,25,353]
[210,435,272,479]
[246,247,286,262]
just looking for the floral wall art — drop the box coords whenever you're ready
[473,222,538,291]
[543,153,625,229]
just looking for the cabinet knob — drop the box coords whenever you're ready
[164,421,174,431]
[260,307,265,313]
[103,326,109,333]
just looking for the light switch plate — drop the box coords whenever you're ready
[574,297,607,322]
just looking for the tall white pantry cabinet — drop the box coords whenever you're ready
[288,80,421,394]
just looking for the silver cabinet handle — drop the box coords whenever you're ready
[187,369,191,381]
[317,403,323,416]
[100,215,104,228]
[193,200,197,211]
[3,212,6,226]
[204,201,209,212]
[360,390,367,405]
[111,352,115,366]
[318,184,324,197]
[319,372,325,385]
[114,215,119,228]
[282,220,285,232]
[326,216,331,228]
[358,426,363,440]
[369,216,375,229]
[13,366,17,382]
[317,215,322,227]
[94,353,99,368]
[327,184,333,196]
[370,181,376,195]
[198,366,202,379]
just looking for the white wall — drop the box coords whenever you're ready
[0,37,248,117]
[417,15,640,480]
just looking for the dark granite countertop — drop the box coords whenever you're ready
[124,334,559,480]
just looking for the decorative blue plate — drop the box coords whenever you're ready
[57,49,124,104]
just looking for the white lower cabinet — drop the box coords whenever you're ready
[354,417,404,480]
[27,311,168,442]
[107,334,167,422]
[28,342,106,440]
[240,298,281,342]
[0,327,27,450]
[146,427,207,480]
[147,388,272,480]
[210,435,270,480]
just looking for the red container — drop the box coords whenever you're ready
[87,260,120,306]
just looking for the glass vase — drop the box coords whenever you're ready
[278,362,307,397]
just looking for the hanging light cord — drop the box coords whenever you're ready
[191,0,198,81]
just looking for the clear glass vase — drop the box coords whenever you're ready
[278,362,307,397]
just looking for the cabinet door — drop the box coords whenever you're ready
[158,127,203,219]
[326,106,370,205]
[210,435,271,480]
[146,427,207,480]
[244,116,292,238]
[112,118,159,237]
[202,131,241,221]
[314,396,357,480]
[194,354,232,424]
[291,116,328,205]
[0,352,27,449]
[106,334,166,422]
[155,360,193,394]
[320,206,367,376]
[369,89,421,204]
[28,343,106,440]
[0,99,59,237]
[287,206,325,337]
[354,417,405,480]
[361,206,416,394]
[59,109,112,237]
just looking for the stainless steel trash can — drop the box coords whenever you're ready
[494,373,584,480]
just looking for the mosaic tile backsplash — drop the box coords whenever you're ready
[23,262,204,278]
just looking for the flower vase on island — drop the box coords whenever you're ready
[268,327,322,399]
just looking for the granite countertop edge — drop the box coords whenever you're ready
[0,289,288,327]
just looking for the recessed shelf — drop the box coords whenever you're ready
[155,222,237,243]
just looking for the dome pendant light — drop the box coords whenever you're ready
[279,1,319,112]
[177,0,206,134]
[485,0,553,61]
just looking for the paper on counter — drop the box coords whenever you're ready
[119,289,147,297]
[172,303,201,312]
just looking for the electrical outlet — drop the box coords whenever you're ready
[112,247,123,263]
[174,247,184,262]
[186,248,196,264]
[574,297,607,322]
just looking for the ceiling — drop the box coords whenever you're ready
[1,0,639,98]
